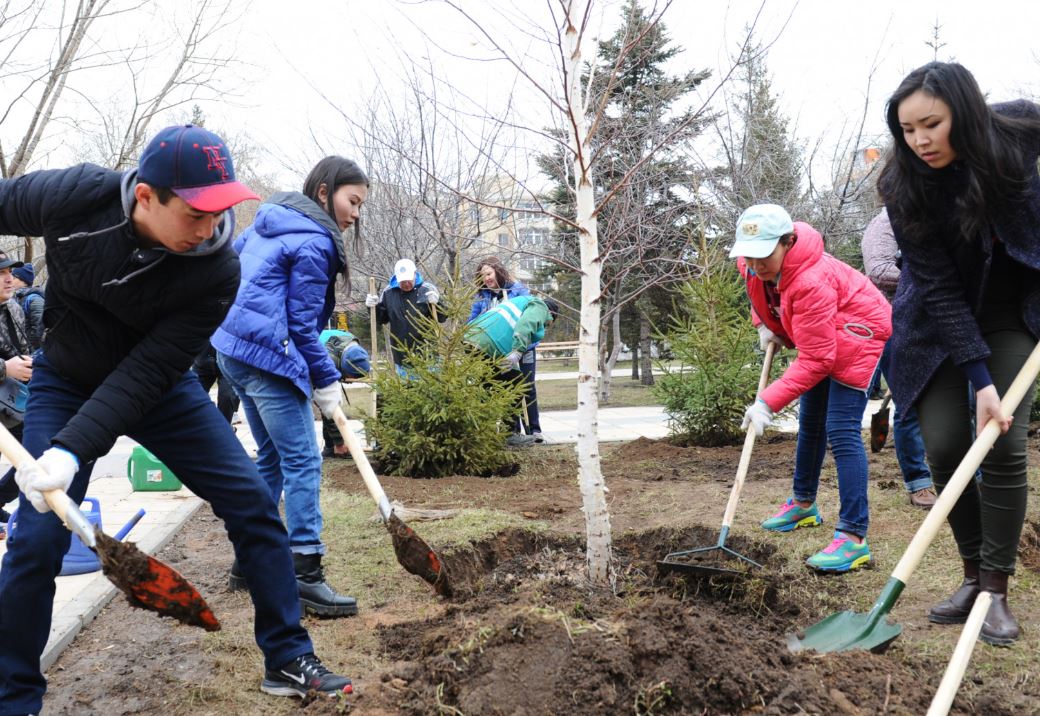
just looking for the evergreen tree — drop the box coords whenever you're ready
[536,0,710,398]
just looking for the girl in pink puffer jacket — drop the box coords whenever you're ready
[730,203,891,573]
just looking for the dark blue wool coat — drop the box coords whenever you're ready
[886,100,1040,408]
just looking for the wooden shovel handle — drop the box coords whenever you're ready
[332,404,392,521]
[891,340,1040,584]
[0,421,93,545]
[926,591,991,716]
[368,277,379,418]
[721,341,777,529]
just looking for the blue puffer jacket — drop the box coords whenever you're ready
[468,280,530,321]
[212,192,344,396]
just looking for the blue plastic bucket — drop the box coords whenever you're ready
[7,497,103,576]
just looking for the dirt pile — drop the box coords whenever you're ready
[317,528,947,715]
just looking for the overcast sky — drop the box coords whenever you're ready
[211,0,1040,188]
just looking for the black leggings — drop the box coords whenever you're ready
[917,328,1037,574]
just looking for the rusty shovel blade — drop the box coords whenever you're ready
[95,529,221,631]
[870,393,892,453]
[387,511,452,597]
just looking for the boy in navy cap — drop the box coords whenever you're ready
[0,125,353,713]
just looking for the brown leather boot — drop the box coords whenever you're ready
[927,559,980,624]
[979,569,1019,646]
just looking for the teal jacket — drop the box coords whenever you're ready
[465,296,550,358]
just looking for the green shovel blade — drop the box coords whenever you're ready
[787,577,905,654]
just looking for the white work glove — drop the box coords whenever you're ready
[312,382,342,418]
[757,324,784,352]
[500,351,522,372]
[425,288,440,305]
[741,399,774,437]
[16,446,79,514]
[364,293,380,308]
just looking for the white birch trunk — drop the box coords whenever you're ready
[564,0,613,586]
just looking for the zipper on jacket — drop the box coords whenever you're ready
[282,339,290,356]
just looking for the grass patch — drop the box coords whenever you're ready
[319,490,545,608]
[535,378,662,410]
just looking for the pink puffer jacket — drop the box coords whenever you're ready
[737,222,891,412]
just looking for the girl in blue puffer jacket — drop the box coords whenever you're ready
[213,156,367,619]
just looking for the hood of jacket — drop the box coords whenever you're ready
[257,191,345,270]
[388,270,425,289]
[776,222,824,288]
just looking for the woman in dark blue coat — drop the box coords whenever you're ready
[879,62,1040,646]
[213,156,368,618]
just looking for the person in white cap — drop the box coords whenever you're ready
[365,258,445,374]
[731,203,891,574]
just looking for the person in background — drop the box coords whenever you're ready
[366,258,444,375]
[468,257,545,441]
[318,329,371,459]
[213,156,367,621]
[465,295,558,447]
[878,61,1040,645]
[0,251,33,537]
[11,262,44,351]
[0,124,354,710]
[192,342,240,425]
[861,208,937,509]
[733,203,891,574]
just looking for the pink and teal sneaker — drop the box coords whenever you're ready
[761,498,822,533]
[806,531,872,573]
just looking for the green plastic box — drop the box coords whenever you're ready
[127,445,183,491]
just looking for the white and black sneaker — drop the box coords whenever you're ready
[261,653,352,698]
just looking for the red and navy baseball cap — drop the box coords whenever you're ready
[138,124,259,212]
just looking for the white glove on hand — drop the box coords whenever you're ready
[425,288,440,305]
[500,351,521,372]
[741,399,774,437]
[312,383,342,418]
[757,324,783,352]
[364,293,380,308]
[16,447,79,514]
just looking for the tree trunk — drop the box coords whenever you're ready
[638,301,654,386]
[565,0,613,587]
[599,309,623,403]
[631,343,640,380]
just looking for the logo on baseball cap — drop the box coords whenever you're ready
[138,125,260,213]
[729,204,795,259]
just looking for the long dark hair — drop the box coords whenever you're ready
[878,62,1040,246]
[303,156,369,280]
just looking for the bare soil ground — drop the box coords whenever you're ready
[40,430,1040,715]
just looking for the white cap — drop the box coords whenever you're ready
[394,258,416,282]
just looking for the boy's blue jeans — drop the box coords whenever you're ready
[217,354,325,555]
[0,353,311,715]
[792,377,870,537]
[874,342,933,493]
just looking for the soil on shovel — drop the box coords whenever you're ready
[39,433,1040,715]
[95,529,220,632]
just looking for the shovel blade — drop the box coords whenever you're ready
[870,411,889,453]
[387,511,452,597]
[95,530,221,631]
[788,609,902,654]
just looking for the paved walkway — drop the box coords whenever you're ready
[0,395,885,670]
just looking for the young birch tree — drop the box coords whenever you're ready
[562,0,612,585]
[410,0,763,585]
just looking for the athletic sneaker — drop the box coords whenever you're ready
[506,433,537,448]
[806,531,872,573]
[761,498,822,533]
[261,653,352,698]
[531,431,546,443]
